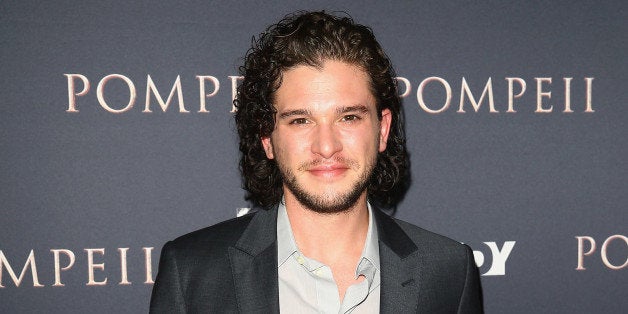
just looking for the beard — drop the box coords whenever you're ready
[278,155,377,214]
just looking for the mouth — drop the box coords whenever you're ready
[306,163,351,178]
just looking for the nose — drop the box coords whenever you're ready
[311,123,342,158]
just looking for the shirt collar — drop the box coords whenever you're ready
[276,199,380,274]
[358,202,380,275]
[276,200,298,267]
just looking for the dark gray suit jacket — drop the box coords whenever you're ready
[150,207,483,313]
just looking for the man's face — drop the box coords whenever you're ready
[261,60,392,213]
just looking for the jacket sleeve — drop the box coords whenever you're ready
[149,241,187,314]
[457,244,484,314]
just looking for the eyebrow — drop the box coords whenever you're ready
[277,105,370,119]
[278,109,310,119]
[337,105,370,114]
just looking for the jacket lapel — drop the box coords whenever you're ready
[375,209,421,314]
[228,208,280,313]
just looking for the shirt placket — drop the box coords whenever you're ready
[296,253,341,314]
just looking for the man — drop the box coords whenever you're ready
[150,11,482,313]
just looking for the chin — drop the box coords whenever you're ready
[290,186,366,214]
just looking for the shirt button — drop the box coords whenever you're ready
[296,255,305,264]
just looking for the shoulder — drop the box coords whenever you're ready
[384,217,483,313]
[376,209,472,263]
[395,218,469,253]
[151,211,267,312]
[373,212,483,312]
[161,211,257,258]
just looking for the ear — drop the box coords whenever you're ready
[261,136,275,159]
[378,108,392,153]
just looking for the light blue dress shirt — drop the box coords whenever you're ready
[277,201,381,313]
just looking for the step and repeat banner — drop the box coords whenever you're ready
[1,1,626,313]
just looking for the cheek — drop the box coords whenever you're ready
[281,138,307,157]
[272,133,307,160]
[341,130,378,155]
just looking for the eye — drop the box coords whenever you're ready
[289,118,309,125]
[341,114,361,122]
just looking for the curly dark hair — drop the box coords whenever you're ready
[234,11,409,209]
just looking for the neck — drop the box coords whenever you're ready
[283,189,370,264]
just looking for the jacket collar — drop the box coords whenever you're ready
[228,207,280,313]
[374,209,422,313]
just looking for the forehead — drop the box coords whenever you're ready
[274,60,375,111]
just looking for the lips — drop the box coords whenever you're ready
[307,163,350,178]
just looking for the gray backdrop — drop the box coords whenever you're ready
[1,1,626,313]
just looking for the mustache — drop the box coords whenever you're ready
[297,157,359,171]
